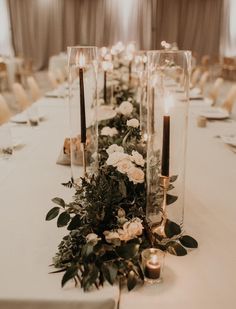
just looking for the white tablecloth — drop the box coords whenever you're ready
[0,98,119,309]
[120,105,236,308]
[0,96,236,309]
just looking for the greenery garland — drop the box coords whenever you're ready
[46,66,198,291]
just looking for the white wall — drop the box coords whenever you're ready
[0,0,14,56]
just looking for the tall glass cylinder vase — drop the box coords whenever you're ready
[67,46,98,184]
[133,51,148,139]
[146,50,191,236]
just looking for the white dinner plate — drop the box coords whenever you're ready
[10,113,28,124]
[44,91,65,98]
[189,87,203,100]
[200,108,229,120]
[13,138,24,149]
[10,111,45,124]
[221,135,236,147]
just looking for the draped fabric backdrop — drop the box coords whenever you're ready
[8,0,224,69]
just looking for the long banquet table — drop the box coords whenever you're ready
[0,94,236,309]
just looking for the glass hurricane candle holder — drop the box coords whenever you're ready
[67,46,98,183]
[141,248,165,283]
[133,51,148,138]
[146,50,191,235]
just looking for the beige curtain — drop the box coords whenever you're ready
[8,0,64,70]
[8,0,224,69]
[151,0,223,57]
[178,0,223,58]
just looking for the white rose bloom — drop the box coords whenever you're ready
[86,233,100,244]
[116,158,134,174]
[106,152,130,167]
[123,218,143,238]
[101,126,118,137]
[106,144,124,155]
[118,101,133,116]
[118,228,132,241]
[127,118,139,128]
[104,231,120,245]
[127,166,145,184]
[131,150,145,167]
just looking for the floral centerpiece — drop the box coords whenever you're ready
[46,59,197,292]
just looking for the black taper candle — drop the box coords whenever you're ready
[151,87,155,134]
[161,115,170,176]
[104,70,107,103]
[79,67,86,144]
[129,61,132,84]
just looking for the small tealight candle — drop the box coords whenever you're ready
[142,248,165,283]
[144,255,161,280]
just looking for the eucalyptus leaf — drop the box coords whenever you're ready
[169,175,178,183]
[82,265,99,291]
[167,241,187,256]
[49,268,67,274]
[46,207,60,221]
[57,212,70,227]
[81,243,94,258]
[179,235,198,248]
[102,263,118,285]
[52,197,66,208]
[61,265,78,287]
[116,243,140,259]
[127,270,137,291]
[119,180,127,198]
[166,194,178,205]
[164,220,181,238]
[67,214,81,230]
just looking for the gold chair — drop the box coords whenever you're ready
[55,68,66,84]
[0,94,11,125]
[208,78,224,105]
[12,82,31,111]
[221,85,236,113]
[48,71,59,89]
[0,62,8,91]
[27,76,42,102]
[19,59,33,86]
[198,71,209,94]
[191,67,201,88]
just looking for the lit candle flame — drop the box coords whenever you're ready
[76,53,86,68]
[150,255,159,264]
[164,95,174,115]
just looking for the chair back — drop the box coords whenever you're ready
[48,71,59,89]
[208,78,224,104]
[222,85,236,113]
[12,82,31,111]
[198,71,209,93]
[191,68,201,87]
[56,68,65,83]
[27,76,41,102]
[0,94,11,125]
